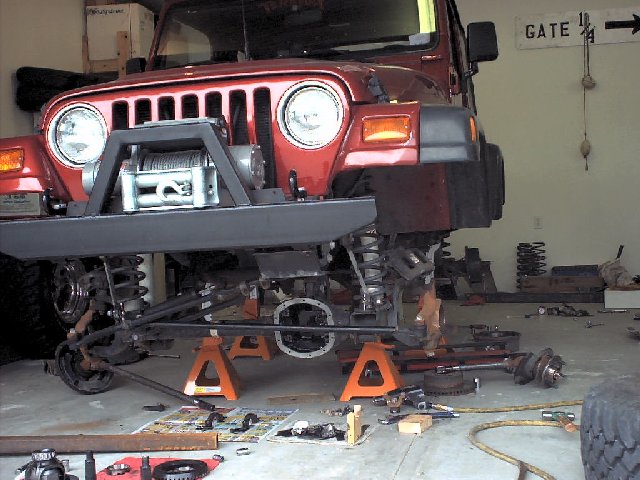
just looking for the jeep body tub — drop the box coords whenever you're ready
[0,0,503,392]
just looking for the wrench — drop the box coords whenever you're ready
[585,320,604,328]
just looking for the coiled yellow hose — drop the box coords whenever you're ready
[462,400,584,480]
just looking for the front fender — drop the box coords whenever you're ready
[419,105,481,164]
[0,135,71,208]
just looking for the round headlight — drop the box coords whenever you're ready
[48,104,107,168]
[278,82,344,149]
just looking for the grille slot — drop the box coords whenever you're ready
[135,99,152,125]
[182,94,199,118]
[254,88,275,187]
[112,102,129,130]
[229,90,249,144]
[158,97,175,120]
[206,92,222,119]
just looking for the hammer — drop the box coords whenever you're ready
[541,411,577,432]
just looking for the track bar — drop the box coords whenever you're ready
[153,322,397,334]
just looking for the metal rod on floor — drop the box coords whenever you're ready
[437,362,506,373]
[0,433,218,455]
[98,363,216,412]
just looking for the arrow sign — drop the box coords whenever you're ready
[605,14,640,34]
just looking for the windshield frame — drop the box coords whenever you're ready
[150,0,439,70]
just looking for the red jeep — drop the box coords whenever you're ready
[0,0,503,393]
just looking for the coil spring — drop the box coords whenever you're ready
[103,255,149,307]
[516,242,547,289]
[440,240,452,258]
[352,226,386,303]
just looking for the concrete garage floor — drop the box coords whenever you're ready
[1,302,638,480]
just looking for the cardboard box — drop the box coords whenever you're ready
[398,414,432,434]
[604,288,640,309]
[86,4,154,61]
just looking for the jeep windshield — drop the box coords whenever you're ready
[152,0,437,70]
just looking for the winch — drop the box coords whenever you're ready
[82,133,265,213]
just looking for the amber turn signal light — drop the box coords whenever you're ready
[469,116,478,143]
[363,117,411,143]
[0,148,24,172]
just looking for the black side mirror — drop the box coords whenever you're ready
[125,57,147,75]
[467,22,498,63]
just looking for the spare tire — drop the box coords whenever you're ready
[581,374,640,480]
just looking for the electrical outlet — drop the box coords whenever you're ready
[533,216,543,230]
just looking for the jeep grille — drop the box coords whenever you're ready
[110,88,275,187]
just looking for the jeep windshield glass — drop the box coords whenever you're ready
[153,0,437,70]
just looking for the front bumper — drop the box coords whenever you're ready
[0,120,378,261]
[0,197,377,260]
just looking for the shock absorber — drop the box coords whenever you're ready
[101,255,149,321]
[347,225,387,311]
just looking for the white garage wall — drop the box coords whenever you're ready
[453,0,640,291]
[0,0,85,138]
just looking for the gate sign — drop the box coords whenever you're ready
[516,7,640,49]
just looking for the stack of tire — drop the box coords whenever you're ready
[581,374,640,479]
[15,66,116,112]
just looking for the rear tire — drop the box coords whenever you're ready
[0,254,66,358]
[581,374,640,480]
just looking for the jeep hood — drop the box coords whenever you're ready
[42,58,445,118]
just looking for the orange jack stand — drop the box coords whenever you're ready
[228,293,276,360]
[228,336,276,360]
[183,336,241,400]
[339,342,405,401]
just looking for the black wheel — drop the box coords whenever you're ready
[0,254,66,358]
[581,374,640,480]
[55,344,114,395]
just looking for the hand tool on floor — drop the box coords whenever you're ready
[140,456,152,480]
[541,410,577,432]
[372,385,454,412]
[85,451,96,480]
[585,320,604,328]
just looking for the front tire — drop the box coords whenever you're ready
[0,254,66,358]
